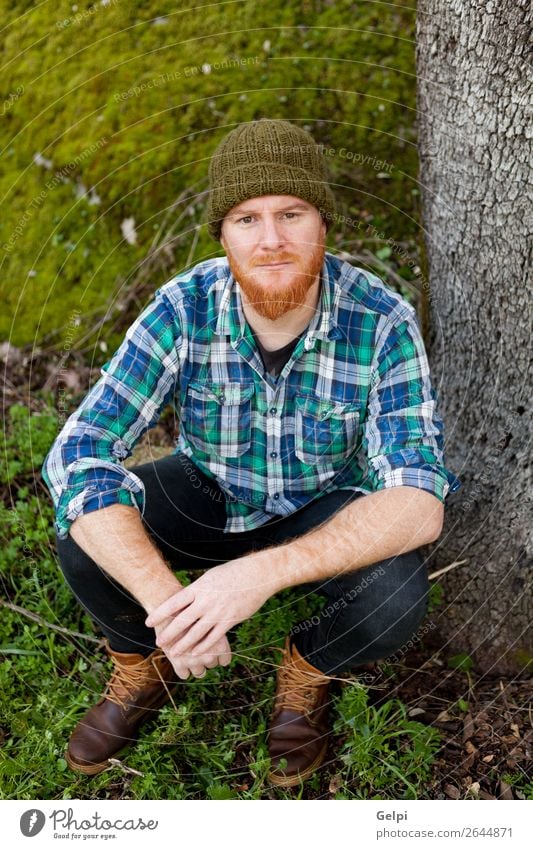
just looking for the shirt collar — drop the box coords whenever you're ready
[214,251,345,343]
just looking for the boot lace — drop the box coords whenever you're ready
[273,647,329,714]
[103,650,167,708]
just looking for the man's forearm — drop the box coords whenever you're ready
[69,504,182,614]
[255,486,444,594]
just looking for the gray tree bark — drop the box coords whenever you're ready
[416,0,532,673]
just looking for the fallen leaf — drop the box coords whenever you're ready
[33,151,53,169]
[479,789,496,800]
[444,783,460,799]
[463,753,476,770]
[329,774,344,794]
[436,710,453,722]
[463,713,475,742]
[498,780,513,800]
[121,217,137,246]
[501,734,521,745]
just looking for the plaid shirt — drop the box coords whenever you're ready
[43,251,460,539]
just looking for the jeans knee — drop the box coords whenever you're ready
[330,584,429,659]
[55,533,112,591]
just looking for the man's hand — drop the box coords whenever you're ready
[153,611,232,680]
[145,557,275,662]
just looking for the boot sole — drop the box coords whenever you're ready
[65,746,115,775]
[267,740,328,788]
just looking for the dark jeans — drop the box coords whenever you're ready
[56,453,430,675]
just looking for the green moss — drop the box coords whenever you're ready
[2,0,417,348]
[514,649,533,671]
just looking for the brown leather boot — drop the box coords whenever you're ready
[65,641,176,775]
[267,637,331,787]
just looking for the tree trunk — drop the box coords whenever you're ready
[416,0,532,673]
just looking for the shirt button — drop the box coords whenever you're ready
[270,407,277,415]
[270,451,277,458]
[273,493,280,500]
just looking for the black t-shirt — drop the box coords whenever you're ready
[250,327,307,378]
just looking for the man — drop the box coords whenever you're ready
[43,118,460,787]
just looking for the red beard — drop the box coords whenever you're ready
[226,242,326,321]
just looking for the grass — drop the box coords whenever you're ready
[334,683,441,799]
[0,607,442,800]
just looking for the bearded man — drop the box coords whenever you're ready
[43,118,460,787]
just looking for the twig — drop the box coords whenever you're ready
[428,559,468,580]
[107,758,145,776]
[337,246,421,298]
[499,679,511,712]
[0,598,101,644]
[185,223,200,268]
[0,648,41,655]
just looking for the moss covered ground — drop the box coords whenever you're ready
[1,0,419,351]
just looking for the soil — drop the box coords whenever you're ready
[356,648,532,800]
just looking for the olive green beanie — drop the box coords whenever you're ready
[206,118,337,240]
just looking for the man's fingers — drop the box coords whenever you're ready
[188,664,207,678]
[171,660,191,680]
[145,587,192,627]
[156,612,199,649]
[217,647,232,666]
[165,618,213,656]
[192,626,231,666]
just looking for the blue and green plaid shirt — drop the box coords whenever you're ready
[43,251,460,539]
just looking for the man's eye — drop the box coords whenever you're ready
[236,212,300,224]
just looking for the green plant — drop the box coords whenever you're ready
[0,404,58,488]
[333,683,441,799]
[447,652,474,672]
[500,771,533,801]
[427,581,444,613]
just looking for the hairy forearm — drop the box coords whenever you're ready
[69,504,182,613]
[255,486,444,594]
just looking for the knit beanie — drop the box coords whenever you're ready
[206,118,337,240]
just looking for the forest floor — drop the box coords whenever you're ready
[372,650,532,801]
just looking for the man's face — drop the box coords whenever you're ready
[220,195,327,322]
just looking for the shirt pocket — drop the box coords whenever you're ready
[184,381,255,458]
[294,393,361,466]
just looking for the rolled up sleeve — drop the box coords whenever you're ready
[42,291,182,538]
[362,306,461,502]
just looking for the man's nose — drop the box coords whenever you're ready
[257,216,286,250]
